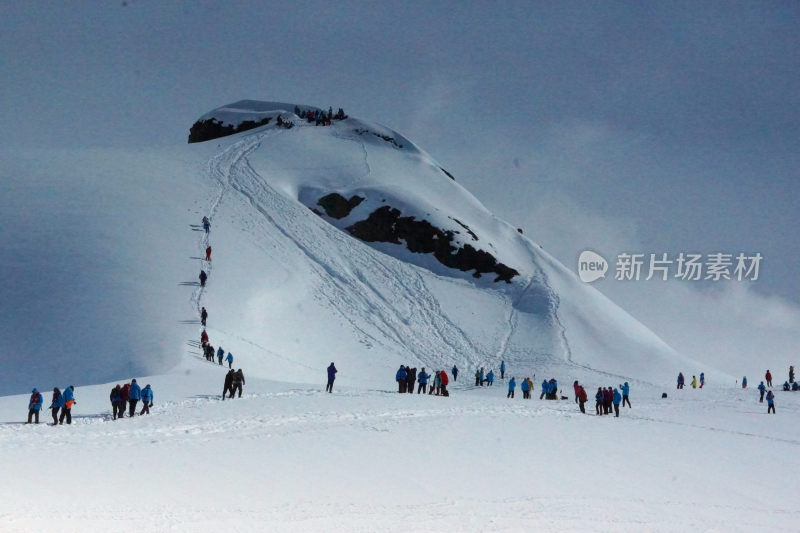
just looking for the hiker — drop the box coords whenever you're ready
[612,388,622,417]
[405,367,417,394]
[226,352,234,369]
[201,307,208,327]
[140,384,153,415]
[765,370,772,387]
[200,330,209,347]
[540,379,548,400]
[120,382,130,417]
[620,382,631,408]
[486,369,494,386]
[507,377,516,399]
[700,372,705,388]
[202,216,210,233]
[742,376,748,389]
[595,387,604,415]
[223,369,234,400]
[520,377,530,399]
[604,387,613,414]
[439,369,449,396]
[677,372,685,389]
[217,346,224,365]
[326,362,337,393]
[525,378,534,398]
[49,387,64,425]
[129,379,141,417]
[766,390,775,413]
[783,381,791,392]
[691,375,698,389]
[790,365,795,384]
[452,365,458,381]
[205,246,212,261]
[758,381,766,403]
[417,368,429,394]
[27,388,43,424]
[232,369,245,398]
[396,365,407,393]
[204,343,215,362]
[474,369,481,387]
[432,371,441,395]
[573,380,580,403]
[793,382,799,391]
[110,384,122,420]
[548,378,558,400]
[59,385,76,425]
[199,270,207,287]
[577,385,588,413]
[500,360,506,379]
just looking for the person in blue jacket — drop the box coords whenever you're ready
[128,379,141,417]
[741,376,748,389]
[766,390,775,413]
[540,379,548,399]
[27,388,43,424]
[49,387,64,425]
[500,360,506,379]
[520,377,530,399]
[451,365,458,382]
[417,368,430,394]
[59,385,76,425]
[507,377,516,399]
[486,370,494,386]
[396,365,407,393]
[612,388,622,417]
[677,372,685,389]
[140,384,153,415]
[620,382,631,408]
[326,362,337,393]
[758,381,766,403]
[217,346,224,365]
[226,352,234,369]
[110,384,122,420]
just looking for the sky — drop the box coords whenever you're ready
[2,1,799,365]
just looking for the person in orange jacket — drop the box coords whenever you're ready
[439,370,449,397]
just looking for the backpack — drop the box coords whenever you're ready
[31,392,41,405]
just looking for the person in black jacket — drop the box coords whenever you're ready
[223,370,234,400]
[232,369,245,398]
[110,384,122,420]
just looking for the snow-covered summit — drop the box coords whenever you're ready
[0,100,718,397]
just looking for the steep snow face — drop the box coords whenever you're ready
[0,101,716,396]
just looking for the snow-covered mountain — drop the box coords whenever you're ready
[2,101,797,532]
[1,100,715,397]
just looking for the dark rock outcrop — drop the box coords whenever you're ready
[346,206,519,283]
[188,117,272,143]
[316,193,365,219]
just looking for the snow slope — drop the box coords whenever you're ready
[1,101,797,531]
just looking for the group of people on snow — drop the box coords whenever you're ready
[110,379,153,419]
[396,365,450,396]
[26,385,77,425]
[293,105,348,126]
[222,368,246,400]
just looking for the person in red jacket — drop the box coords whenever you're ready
[439,370,449,397]
[205,246,212,261]
[765,370,773,387]
[577,385,588,413]
[201,329,209,346]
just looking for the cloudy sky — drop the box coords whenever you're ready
[3,1,799,366]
